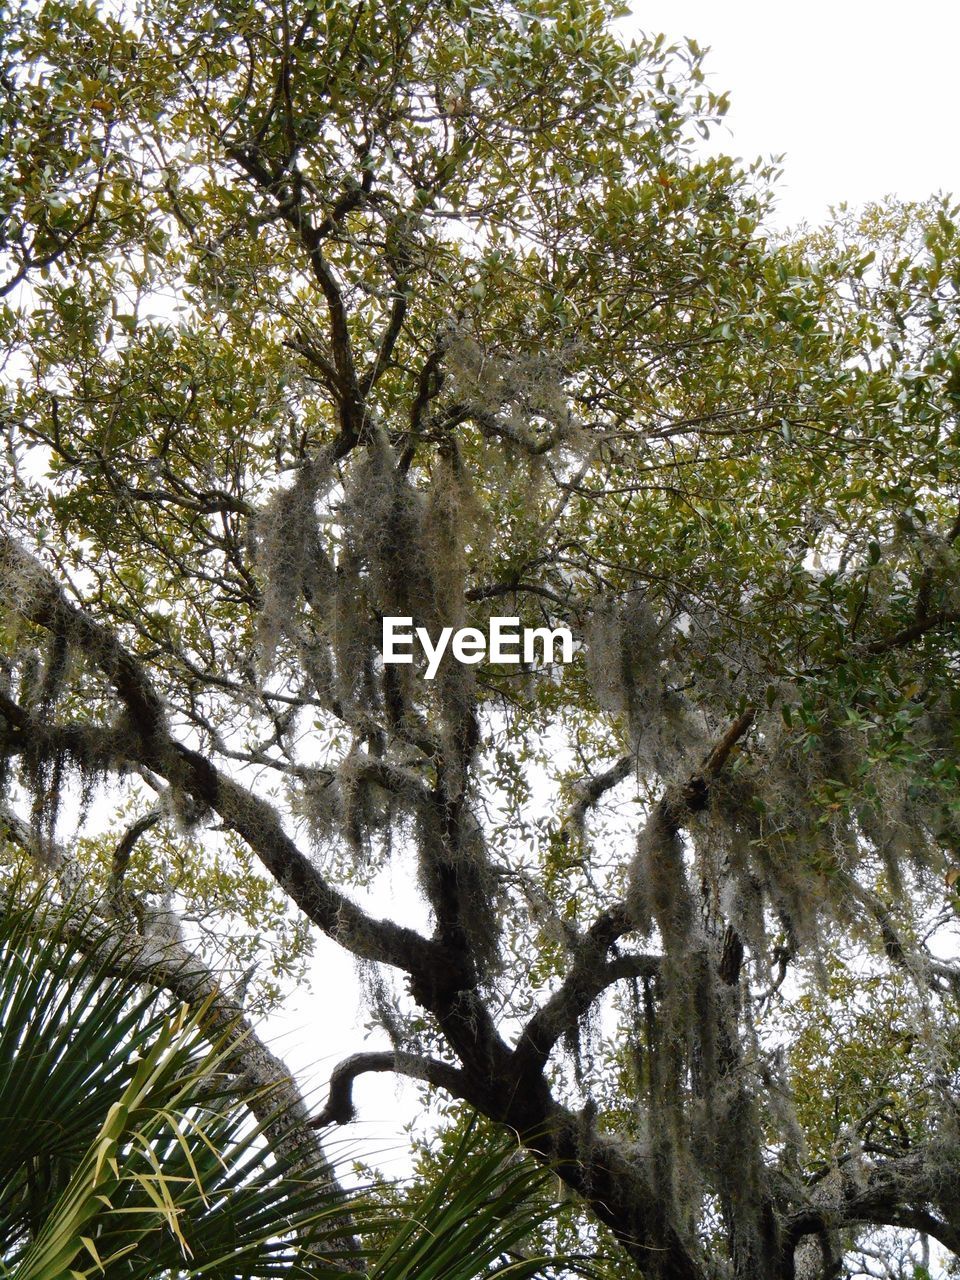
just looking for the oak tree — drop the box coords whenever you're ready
[2,1,960,1277]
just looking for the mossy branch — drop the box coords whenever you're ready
[0,536,442,980]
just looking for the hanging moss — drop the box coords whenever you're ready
[340,433,432,622]
[585,595,709,779]
[421,442,480,633]
[255,458,335,672]
[415,801,500,978]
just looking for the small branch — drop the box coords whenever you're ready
[865,610,960,656]
[465,580,568,608]
[702,707,756,779]
[566,756,632,829]
[756,943,793,1007]
[361,286,409,396]
[110,810,162,898]
[514,951,660,1078]
[284,333,341,393]
[407,343,445,435]
[660,706,755,826]
[226,148,365,441]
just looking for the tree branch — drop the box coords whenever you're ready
[865,610,960,655]
[0,533,444,983]
[310,1050,467,1127]
[225,148,365,443]
[565,755,632,829]
[788,1150,960,1259]
[110,809,161,898]
[0,535,166,738]
[514,951,659,1077]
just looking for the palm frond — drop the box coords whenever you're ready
[0,885,591,1280]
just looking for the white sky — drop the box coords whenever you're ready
[625,0,960,228]
[268,0,960,1164]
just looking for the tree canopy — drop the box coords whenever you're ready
[2,1,960,1277]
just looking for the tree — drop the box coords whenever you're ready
[1,0,960,1276]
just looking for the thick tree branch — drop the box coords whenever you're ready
[110,809,161,898]
[310,1050,467,1127]
[0,536,166,737]
[788,1151,960,1259]
[0,534,443,984]
[309,1029,705,1280]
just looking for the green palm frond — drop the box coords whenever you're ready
[0,889,362,1279]
[0,886,590,1280]
[372,1121,573,1280]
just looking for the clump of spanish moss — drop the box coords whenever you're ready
[18,711,119,847]
[626,811,693,944]
[337,432,478,641]
[415,801,500,978]
[340,433,431,621]
[421,443,481,632]
[290,756,402,882]
[255,457,335,672]
[444,332,579,452]
[157,778,210,837]
[290,768,342,848]
[585,595,707,777]
[26,628,72,716]
[356,959,410,1049]
[328,548,380,711]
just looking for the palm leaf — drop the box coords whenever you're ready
[0,889,361,1278]
[372,1121,593,1280]
[0,885,592,1280]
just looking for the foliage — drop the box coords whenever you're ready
[0,884,358,1278]
[2,0,960,1277]
[0,884,583,1280]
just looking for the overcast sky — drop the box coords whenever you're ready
[268,0,960,1160]
[625,0,960,228]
